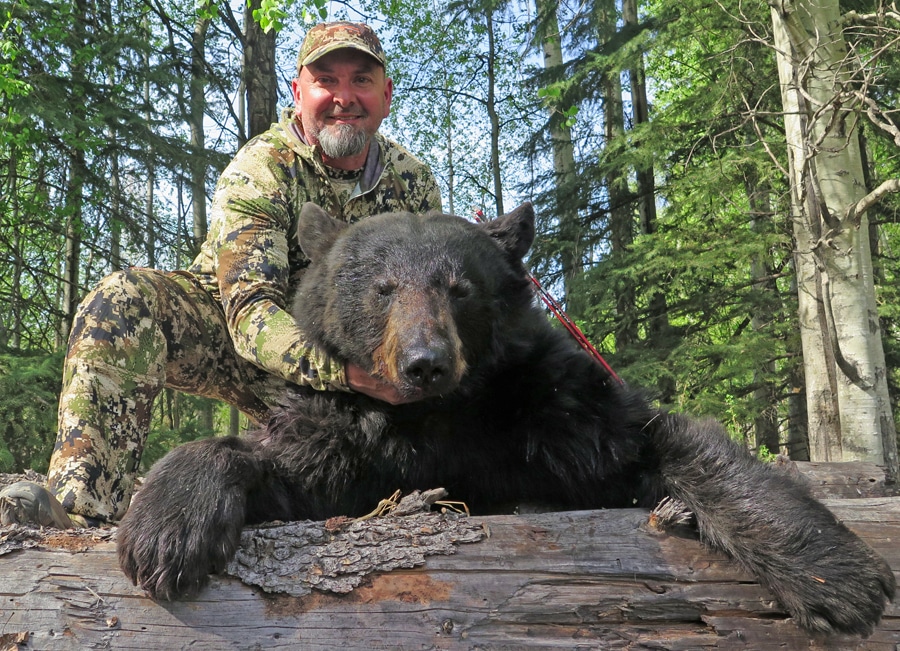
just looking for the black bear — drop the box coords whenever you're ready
[118,202,895,636]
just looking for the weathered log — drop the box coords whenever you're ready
[1,463,898,650]
[774,458,899,499]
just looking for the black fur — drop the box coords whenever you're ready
[118,202,895,635]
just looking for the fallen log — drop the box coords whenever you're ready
[1,462,898,650]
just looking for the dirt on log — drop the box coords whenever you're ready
[1,462,898,650]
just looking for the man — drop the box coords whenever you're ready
[0,22,442,529]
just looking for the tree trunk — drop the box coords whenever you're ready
[9,148,22,349]
[190,8,215,435]
[770,0,899,479]
[485,9,504,217]
[58,0,89,350]
[786,360,811,460]
[744,166,781,453]
[536,0,583,315]
[445,115,455,216]
[598,0,637,349]
[190,10,211,253]
[101,1,122,273]
[107,86,122,272]
[243,0,276,140]
[623,0,674,402]
[142,15,156,268]
[60,170,84,351]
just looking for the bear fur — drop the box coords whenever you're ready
[118,202,895,636]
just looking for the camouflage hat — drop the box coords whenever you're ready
[297,22,386,70]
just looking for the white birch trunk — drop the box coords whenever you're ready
[770,0,898,477]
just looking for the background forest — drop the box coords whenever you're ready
[1,0,898,476]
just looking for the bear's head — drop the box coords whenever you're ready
[293,202,536,400]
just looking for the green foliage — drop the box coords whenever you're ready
[522,0,813,448]
[0,16,30,99]
[0,350,228,473]
[196,0,218,21]
[0,348,64,472]
[356,0,537,215]
[0,371,237,475]
[142,393,224,471]
[252,0,289,33]
[251,0,327,33]
[757,444,778,463]
[537,85,579,127]
[875,217,900,430]
[0,0,238,348]
[0,0,898,468]
[578,184,796,422]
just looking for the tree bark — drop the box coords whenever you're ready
[107,84,122,272]
[58,0,88,350]
[770,0,899,479]
[445,99,455,215]
[485,9,504,217]
[9,148,22,350]
[623,0,675,403]
[598,0,638,349]
[744,164,781,453]
[142,14,156,269]
[243,0,276,141]
[190,10,211,254]
[101,1,122,273]
[190,8,215,435]
[535,0,583,315]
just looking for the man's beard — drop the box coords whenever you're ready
[316,123,370,159]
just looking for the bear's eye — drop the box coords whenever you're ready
[375,279,397,298]
[449,279,473,300]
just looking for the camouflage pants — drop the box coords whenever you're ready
[47,268,294,522]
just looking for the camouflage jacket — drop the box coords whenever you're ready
[188,111,443,391]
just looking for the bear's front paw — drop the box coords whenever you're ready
[116,437,255,599]
[774,537,896,637]
[117,488,242,600]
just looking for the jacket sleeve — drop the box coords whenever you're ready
[418,167,444,214]
[208,136,348,391]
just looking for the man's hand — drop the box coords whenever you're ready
[345,363,421,405]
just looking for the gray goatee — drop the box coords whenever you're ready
[318,123,370,159]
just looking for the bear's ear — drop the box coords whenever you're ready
[482,202,535,260]
[297,202,347,263]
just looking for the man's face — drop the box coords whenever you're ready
[292,49,393,168]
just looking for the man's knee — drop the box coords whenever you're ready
[72,269,160,332]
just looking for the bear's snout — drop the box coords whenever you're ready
[370,286,468,398]
[400,344,453,393]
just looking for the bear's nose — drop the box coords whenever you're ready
[402,347,452,392]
